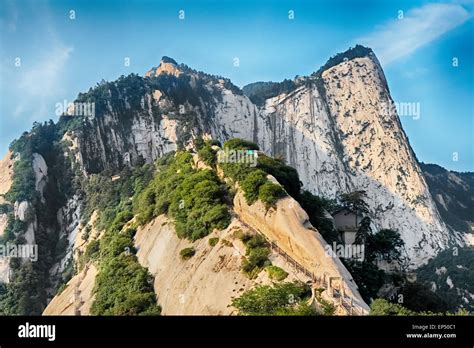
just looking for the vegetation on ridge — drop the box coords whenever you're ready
[0,121,78,315]
[232,281,317,316]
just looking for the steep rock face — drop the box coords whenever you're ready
[233,186,369,314]
[71,96,178,173]
[0,151,14,240]
[0,153,15,283]
[255,83,350,197]
[321,57,458,264]
[48,194,82,293]
[32,153,48,203]
[0,153,12,285]
[0,151,14,202]
[13,201,35,245]
[68,58,254,173]
[43,211,101,315]
[134,215,315,315]
[65,49,456,267]
[43,264,97,315]
[319,57,453,265]
[250,56,456,266]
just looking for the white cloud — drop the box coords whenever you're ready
[11,44,73,121]
[0,1,74,126]
[358,3,472,65]
[18,45,73,97]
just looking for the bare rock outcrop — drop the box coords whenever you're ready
[233,187,369,314]
[43,264,97,316]
[134,214,313,315]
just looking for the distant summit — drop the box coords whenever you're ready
[145,56,182,78]
[160,56,178,65]
[313,44,376,77]
[243,45,377,106]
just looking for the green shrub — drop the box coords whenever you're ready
[208,237,219,247]
[314,288,336,315]
[4,156,36,203]
[91,253,160,316]
[91,211,160,317]
[109,210,133,233]
[223,138,259,151]
[133,151,231,241]
[241,169,267,205]
[256,154,301,198]
[232,228,246,240]
[113,292,160,316]
[84,239,100,261]
[221,239,233,247]
[220,162,254,182]
[137,205,155,225]
[265,265,288,281]
[241,234,271,278]
[133,152,193,224]
[1,215,26,244]
[242,234,265,249]
[232,281,317,316]
[0,204,12,214]
[242,248,271,279]
[297,190,340,244]
[82,225,92,241]
[180,247,196,260]
[100,231,135,259]
[370,299,415,316]
[198,144,217,167]
[169,169,231,240]
[258,182,286,208]
[56,283,68,295]
[342,259,386,303]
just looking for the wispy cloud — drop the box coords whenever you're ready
[18,45,73,98]
[0,1,73,122]
[13,44,73,119]
[358,3,472,65]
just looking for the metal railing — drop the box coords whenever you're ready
[238,220,364,315]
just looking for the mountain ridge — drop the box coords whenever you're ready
[10,45,467,264]
[1,45,472,315]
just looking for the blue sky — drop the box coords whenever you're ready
[0,0,473,171]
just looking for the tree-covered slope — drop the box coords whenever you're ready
[421,163,474,233]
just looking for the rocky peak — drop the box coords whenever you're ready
[145,56,183,78]
[313,44,378,77]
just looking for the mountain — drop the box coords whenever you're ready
[0,45,470,315]
[414,164,473,311]
[421,163,474,233]
[58,46,461,266]
[42,149,370,315]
